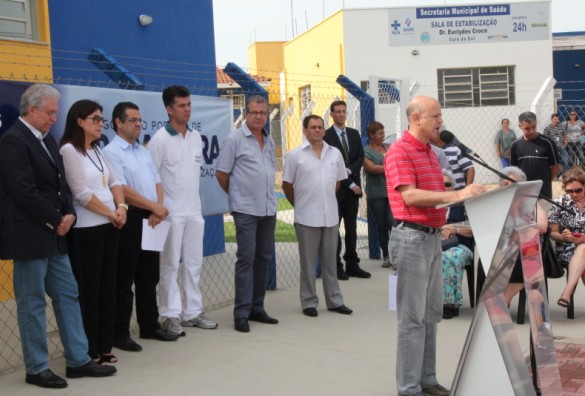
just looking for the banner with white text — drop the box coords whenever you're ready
[388,2,549,46]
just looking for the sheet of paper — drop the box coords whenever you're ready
[141,219,171,252]
[389,273,398,312]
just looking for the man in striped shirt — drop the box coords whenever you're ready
[385,96,486,396]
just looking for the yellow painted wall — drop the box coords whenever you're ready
[282,11,346,150]
[0,0,53,83]
[248,41,285,105]
[0,260,14,302]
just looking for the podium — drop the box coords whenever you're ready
[450,181,562,395]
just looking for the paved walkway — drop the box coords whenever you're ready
[1,257,585,395]
[558,340,585,395]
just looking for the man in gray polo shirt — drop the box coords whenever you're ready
[216,95,279,333]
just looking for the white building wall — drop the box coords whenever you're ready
[340,5,554,182]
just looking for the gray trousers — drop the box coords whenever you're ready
[390,225,443,395]
[232,212,276,319]
[295,223,344,310]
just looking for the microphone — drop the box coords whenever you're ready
[439,130,478,157]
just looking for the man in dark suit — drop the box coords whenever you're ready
[0,84,116,388]
[323,100,371,279]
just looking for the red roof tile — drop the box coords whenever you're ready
[216,67,271,85]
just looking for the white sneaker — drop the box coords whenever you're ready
[181,313,218,329]
[161,317,186,337]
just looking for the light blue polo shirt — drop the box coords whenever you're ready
[215,123,277,216]
[103,134,160,203]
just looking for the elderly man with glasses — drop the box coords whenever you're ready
[216,95,279,333]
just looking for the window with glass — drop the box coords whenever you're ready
[437,66,515,108]
[221,93,245,109]
[0,0,39,41]
[299,85,311,113]
[360,80,400,104]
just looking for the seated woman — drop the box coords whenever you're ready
[549,168,585,307]
[500,166,548,306]
[440,170,474,319]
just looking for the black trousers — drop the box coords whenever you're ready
[337,193,360,272]
[114,208,161,338]
[68,223,119,359]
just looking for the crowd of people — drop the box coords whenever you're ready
[3,82,584,395]
[1,85,368,390]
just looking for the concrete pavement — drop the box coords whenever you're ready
[1,257,584,395]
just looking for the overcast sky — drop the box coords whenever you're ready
[212,0,582,68]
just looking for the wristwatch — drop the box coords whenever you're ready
[118,203,129,210]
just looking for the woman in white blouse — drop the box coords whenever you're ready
[60,100,127,365]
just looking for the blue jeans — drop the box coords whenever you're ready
[13,254,90,374]
[559,147,571,171]
[390,225,443,395]
[499,157,510,168]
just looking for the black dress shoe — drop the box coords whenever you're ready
[328,305,353,315]
[234,317,250,333]
[66,360,117,378]
[25,369,68,389]
[140,328,179,342]
[346,267,371,278]
[248,311,279,324]
[302,307,318,317]
[442,306,454,320]
[113,336,143,351]
[337,270,349,280]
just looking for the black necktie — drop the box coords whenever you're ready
[340,130,349,163]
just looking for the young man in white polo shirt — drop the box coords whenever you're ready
[147,86,217,337]
[282,115,353,317]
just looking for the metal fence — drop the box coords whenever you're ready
[1,66,584,375]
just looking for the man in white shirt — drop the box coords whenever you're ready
[282,115,353,317]
[147,86,217,337]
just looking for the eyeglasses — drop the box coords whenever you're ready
[85,115,105,124]
[35,106,58,118]
[570,113,577,116]
[444,182,452,188]
[565,188,584,195]
[247,111,268,117]
[125,117,143,124]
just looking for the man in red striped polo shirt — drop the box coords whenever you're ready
[384,96,486,396]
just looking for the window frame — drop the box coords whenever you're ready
[0,0,40,42]
[438,65,515,108]
[299,84,311,113]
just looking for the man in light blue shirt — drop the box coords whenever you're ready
[103,102,177,350]
[216,95,278,333]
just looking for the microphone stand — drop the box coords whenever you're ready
[460,151,574,216]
